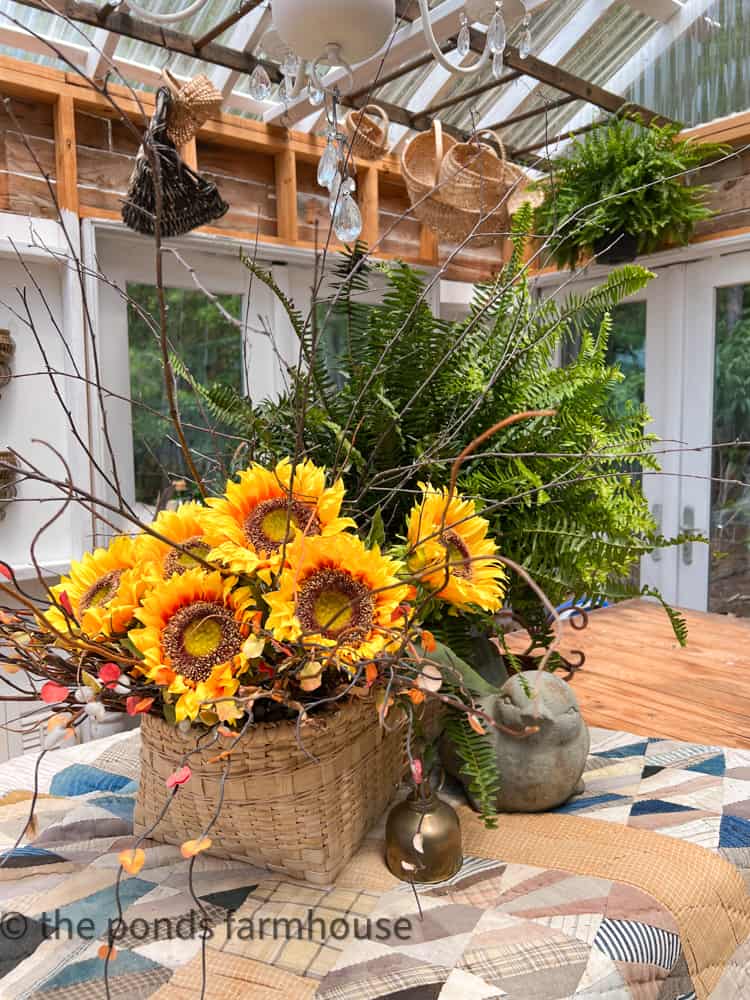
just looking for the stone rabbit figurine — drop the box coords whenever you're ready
[442,669,589,813]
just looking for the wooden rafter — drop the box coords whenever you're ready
[193,0,265,50]
[10,0,281,81]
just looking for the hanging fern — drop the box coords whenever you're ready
[443,711,500,829]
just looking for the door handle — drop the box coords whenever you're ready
[681,506,695,566]
[651,503,662,562]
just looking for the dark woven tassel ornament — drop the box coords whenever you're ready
[122,87,228,238]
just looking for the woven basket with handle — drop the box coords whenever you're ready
[345,104,390,160]
[134,697,406,886]
[439,134,511,210]
[402,121,509,246]
[162,68,224,147]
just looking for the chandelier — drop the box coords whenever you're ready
[124,0,534,244]
[267,0,533,243]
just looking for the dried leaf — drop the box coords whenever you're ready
[126,696,154,716]
[468,714,486,735]
[421,629,437,653]
[0,564,11,581]
[41,682,69,705]
[180,836,212,859]
[242,634,265,659]
[119,848,145,875]
[365,663,378,686]
[98,944,117,961]
[165,765,192,789]
[58,591,74,618]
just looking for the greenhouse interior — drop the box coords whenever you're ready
[1,1,750,997]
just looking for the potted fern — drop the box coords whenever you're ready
[535,115,725,268]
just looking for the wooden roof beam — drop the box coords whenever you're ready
[10,0,281,81]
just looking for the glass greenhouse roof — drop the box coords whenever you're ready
[0,0,747,159]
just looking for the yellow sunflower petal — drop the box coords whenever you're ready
[406,483,506,613]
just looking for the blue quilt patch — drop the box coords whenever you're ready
[50,765,136,797]
[719,814,750,848]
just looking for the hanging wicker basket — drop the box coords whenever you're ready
[0,451,18,521]
[345,104,390,161]
[0,331,14,392]
[162,68,224,147]
[134,697,406,886]
[439,133,509,211]
[402,121,512,247]
[401,119,457,231]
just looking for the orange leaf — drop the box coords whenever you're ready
[180,836,212,859]
[421,629,437,653]
[407,688,426,705]
[119,848,145,875]
[208,750,232,764]
[98,944,117,961]
[365,663,378,686]
[468,714,486,735]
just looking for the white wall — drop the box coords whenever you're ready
[0,228,79,578]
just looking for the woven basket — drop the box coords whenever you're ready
[401,119,457,231]
[402,122,509,247]
[345,104,389,160]
[0,331,14,392]
[439,134,509,211]
[134,697,406,885]
[0,451,17,520]
[162,68,223,147]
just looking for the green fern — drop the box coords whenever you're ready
[443,711,500,829]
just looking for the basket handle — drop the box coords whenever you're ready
[432,119,444,186]
[475,130,505,164]
[162,67,183,98]
[360,103,390,135]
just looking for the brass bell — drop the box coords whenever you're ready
[385,781,463,884]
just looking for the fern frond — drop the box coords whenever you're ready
[443,711,500,829]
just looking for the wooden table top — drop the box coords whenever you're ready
[553,599,750,749]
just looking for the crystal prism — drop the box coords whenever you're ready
[334,192,362,243]
[248,65,272,102]
[328,171,343,215]
[317,141,339,189]
[281,52,299,77]
[519,27,532,59]
[457,14,470,57]
[492,50,504,79]
[487,10,506,55]
[308,78,325,106]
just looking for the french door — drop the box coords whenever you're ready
[673,251,750,614]
[551,250,750,616]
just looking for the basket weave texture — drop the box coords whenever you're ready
[163,69,223,147]
[345,105,389,160]
[402,122,539,247]
[135,698,405,885]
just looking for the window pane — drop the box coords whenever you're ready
[127,284,242,507]
[710,284,750,615]
[561,301,647,414]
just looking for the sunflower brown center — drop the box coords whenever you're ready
[79,569,124,612]
[441,530,472,579]
[296,569,375,641]
[162,600,243,683]
[163,537,210,577]
[244,497,321,553]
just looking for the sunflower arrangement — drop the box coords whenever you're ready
[0,458,509,743]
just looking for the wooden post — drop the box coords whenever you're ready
[275,148,298,243]
[53,94,78,215]
[180,138,198,170]
[360,166,379,249]
[420,224,439,264]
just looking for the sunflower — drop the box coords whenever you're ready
[202,458,355,578]
[129,569,255,723]
[47,536,145,638]
[135,502,212,581]
[406,483,505,613]
[264,533,410,667]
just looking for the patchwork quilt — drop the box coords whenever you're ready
[0,727,747,999]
